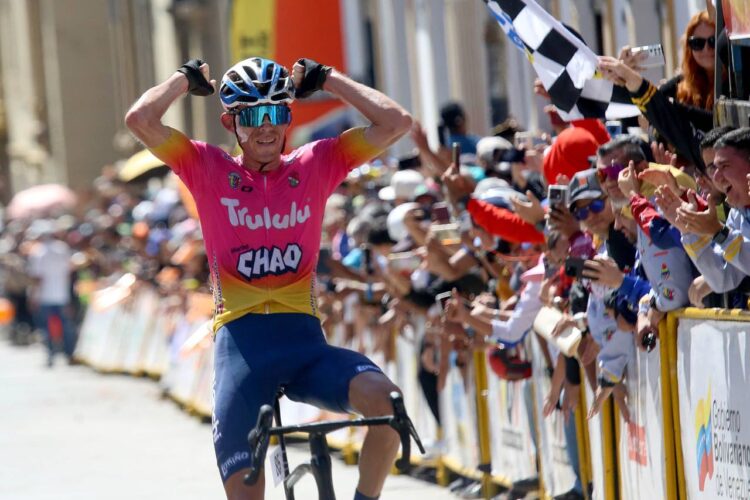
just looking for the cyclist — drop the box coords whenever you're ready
[125,57,412,500]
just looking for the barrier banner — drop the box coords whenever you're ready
[487,373,537,484]
[530,334,577,497]
[485,341,538,484]
[394,326,439,453]
[676,316,750,499]
[583,381,614,500]
[439,358,481,473]
[617,346,672,498]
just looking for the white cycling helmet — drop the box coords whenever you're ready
[219,57,295,110]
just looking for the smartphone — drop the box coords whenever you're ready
[388,252,422,274]
[431,202,451,224]
[631,44,665,68]
[514,131,534,149]
[435,291,471,312]
[432,223,461,246]
[548,184,569,208]
[605,120,622,138]
[451,142,461,166]
[564,256,587,279]
[362,244,374,276]
[435,292,454,314]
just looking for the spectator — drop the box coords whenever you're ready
[439,102,480,155]
[27,220,76,367]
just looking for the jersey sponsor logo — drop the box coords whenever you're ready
[237,244,302,281]
[355,364,382,374]
[221,198,311,230]
[228,172,241,189]
[288,171,300,187]
[220,451,250,477]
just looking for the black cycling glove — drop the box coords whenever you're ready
[294,58,331,99]
[177,59,214,96]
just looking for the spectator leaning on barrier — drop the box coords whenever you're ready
[656,129,750,299]
[563,169,635,420]
[682,129,750,277]
[615,165,695,350]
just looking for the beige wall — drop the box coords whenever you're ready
[37,0,118,190]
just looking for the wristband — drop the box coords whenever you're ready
[598,375,617,388]
[294,58,332,98]
[712,225,730,245]
[176,59,214,96]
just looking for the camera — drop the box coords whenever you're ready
[548,184,568,208]
[361,244,374,276]
[564,257,587,279]
[642,331,657,352]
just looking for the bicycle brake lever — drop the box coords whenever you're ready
[395,428,411,473]
[244,404,274,485]
[390,392,426,455]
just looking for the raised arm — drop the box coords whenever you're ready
[125,60,215,148]
[327,71,412,147]
[293,59,412,149]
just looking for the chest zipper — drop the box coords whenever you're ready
[262,175,271,314]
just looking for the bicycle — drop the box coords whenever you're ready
[244,390,425,500]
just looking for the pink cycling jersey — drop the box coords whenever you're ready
[150,127,381,331]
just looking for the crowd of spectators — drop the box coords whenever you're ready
[2,6,750,500]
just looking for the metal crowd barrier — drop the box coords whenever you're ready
[73,275,750,499]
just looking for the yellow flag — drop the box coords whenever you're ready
[230,0,276,62]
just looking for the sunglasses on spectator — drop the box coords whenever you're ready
[596,162,626,182]
[233,104,292,127]
[573,198,607,221]
[687,35,715,51]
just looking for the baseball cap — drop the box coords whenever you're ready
[567,169,604,210]
[477,136,513,163]
[378,169,425,201]
[542,126,599,184]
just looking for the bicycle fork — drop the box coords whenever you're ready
[281,432,336,500]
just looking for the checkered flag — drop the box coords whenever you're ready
[484,0,640,121]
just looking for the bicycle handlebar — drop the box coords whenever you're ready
[244,404,274,486]
[243,391,424,485]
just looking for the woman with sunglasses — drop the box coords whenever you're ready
[598,10,717,171]
[126,56,412,500]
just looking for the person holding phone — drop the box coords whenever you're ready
[441,160,546,245]
[598,10,717,170]
[443,255,544,348]
[563,170,637,420]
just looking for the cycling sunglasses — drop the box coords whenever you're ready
[573,198,607,221]
[687,35,715,51]
[596,162,626,182]
[234,104,292,127]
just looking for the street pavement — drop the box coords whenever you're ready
[0,337,459,499]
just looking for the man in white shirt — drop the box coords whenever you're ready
[27,220,75,366]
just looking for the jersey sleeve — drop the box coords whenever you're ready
[681,212,747,293]
[315,127,384,196]
[467,198,546,244]
[148,127,206,188]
